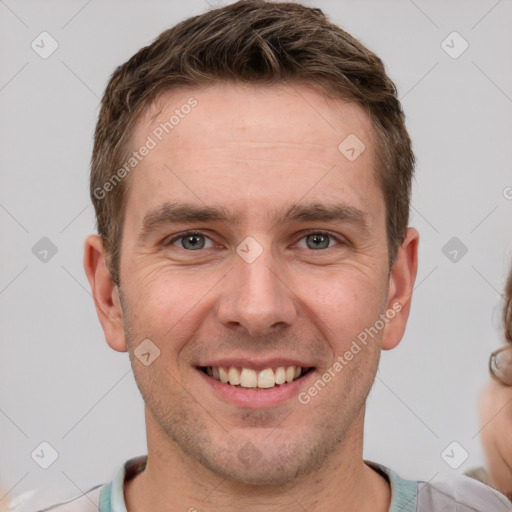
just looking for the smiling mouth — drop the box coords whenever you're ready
[198,365,314,390]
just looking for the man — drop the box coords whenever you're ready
[24,1,510,510]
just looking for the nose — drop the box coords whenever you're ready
[216,242,297,337]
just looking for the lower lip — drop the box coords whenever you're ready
[196,368,316,409]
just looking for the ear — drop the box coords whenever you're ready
[381,227,419,351]
[83,234,127,352]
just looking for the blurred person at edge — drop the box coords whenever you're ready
[466,266,512,500]
[8,1,511,511]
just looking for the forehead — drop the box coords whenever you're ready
[125,82,383,230]
[138,82,375,158]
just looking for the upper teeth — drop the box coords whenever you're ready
[206,366,304,389]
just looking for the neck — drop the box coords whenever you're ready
[125,409,390,512]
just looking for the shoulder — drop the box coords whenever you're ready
[7,456,145,512]
[418,474,512,511]
[464,465,491,485]
[367,461,512,512]
[6,484,104,512]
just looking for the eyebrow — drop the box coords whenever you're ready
[279,203,369,230]
[139,202,237,240]
[138,201,370,240]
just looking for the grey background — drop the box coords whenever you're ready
[1,0,511,504]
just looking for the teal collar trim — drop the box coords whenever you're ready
[366,461,418,512]
[98,481,112,512]
[103,457,418,512]
[99,458,132,512]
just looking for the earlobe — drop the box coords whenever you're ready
[83,234,127,352]
[381,227,419,351]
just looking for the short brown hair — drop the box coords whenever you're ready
[90,0,414,286]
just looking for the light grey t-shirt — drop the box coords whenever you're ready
[8,456,512,511]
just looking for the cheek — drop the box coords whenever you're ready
[122,268,207,347]
[297,271,386,336]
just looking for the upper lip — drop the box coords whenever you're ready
[196,358,315,371]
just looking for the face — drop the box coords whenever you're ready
[88,82,417,485]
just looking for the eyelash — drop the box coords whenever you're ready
[165,230,345,250]
[165,231,210,248]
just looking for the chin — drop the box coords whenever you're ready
[192,435,329,487]
[206,455,306,487]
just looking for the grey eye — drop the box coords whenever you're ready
[303,232,335,250]
[170,232,214,250]
[181,234,205,250]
